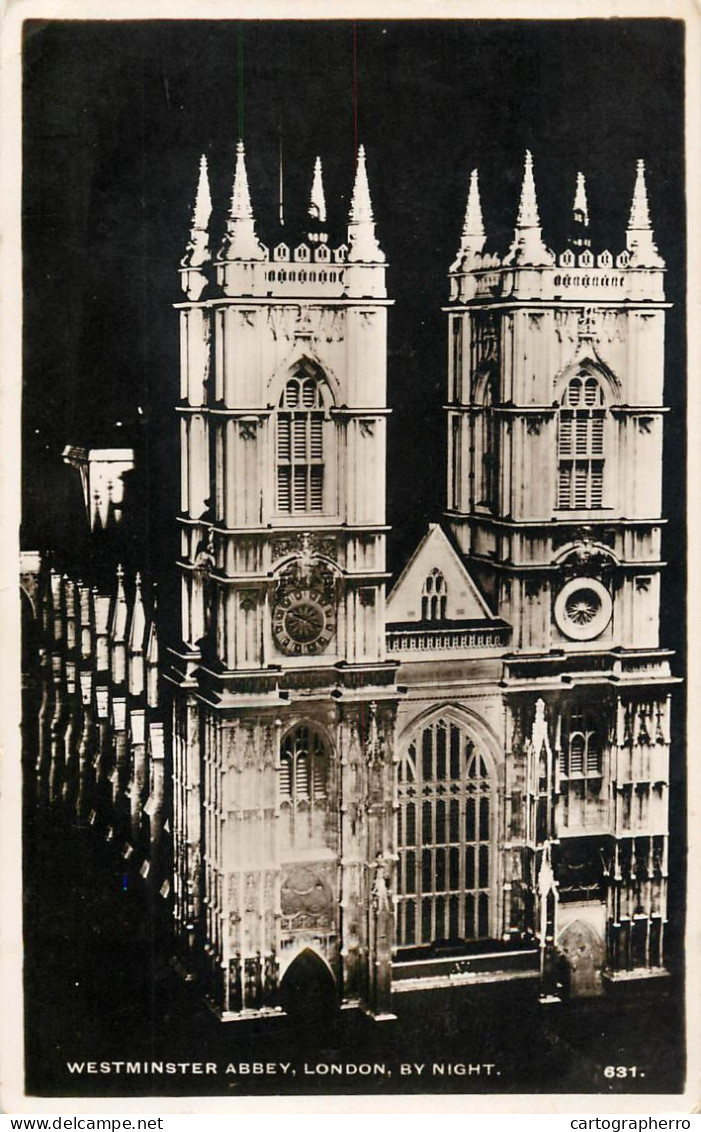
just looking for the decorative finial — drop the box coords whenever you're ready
[463,169,485,238]
[230,139,253,220]
[503,149,554,267]
[451,168,486,271]
[145,587,159,708]
[626,159,664,268]
[628,159,651,230]
[569,171,591,249]
[516,149,541,229]
[347,144,385,263]
[573,172,589,227]
[128,570,146,696]
[219,139,267,262]
[181,154,212,271]
[309,156,327,224]
[110,564,129,685]
[308,156,328,245]
[350,144,373,223]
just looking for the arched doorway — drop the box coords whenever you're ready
[279,948,337,1019]
[557,919,605,997]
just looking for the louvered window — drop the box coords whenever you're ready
[586,733,601,774]
[560,706,606,834]
[564,708,603,778]
[569,734,585,775]
[279,725,329,849]
[276,369,326,514]
[557,374,606,510]
[396,717,494,949]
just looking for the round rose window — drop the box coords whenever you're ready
[554,578,612,641]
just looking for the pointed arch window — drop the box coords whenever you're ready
[276,365,327,514]
[451,318,463,401]
[395,716,494,949]
[279,724,329,849]
[563,707,602,778]
[475,374,498,512]
[560,704,605,832]
[450,415,461,510]
[557,373,606,510]
[422,569,447,621]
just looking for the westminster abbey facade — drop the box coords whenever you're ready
[25,140,677,1021]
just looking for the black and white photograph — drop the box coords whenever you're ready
[5,4,694,1111]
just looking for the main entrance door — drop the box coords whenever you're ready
[558,920,605,997]
[279,948,338,1018]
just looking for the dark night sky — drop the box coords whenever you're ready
[21,18,685,603]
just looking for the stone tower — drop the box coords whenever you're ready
[444,153,675,987]
[168,143,398,1018]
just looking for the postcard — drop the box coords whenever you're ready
[2,0,698,1115]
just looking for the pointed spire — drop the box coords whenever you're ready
[309,156,327,224]
[181,154,212,269]
[110,564,128,686]
[504,150,553,267]
[129,573,145,652]
[193,155,212,227]
[128,573,146,699]
[347,144,385,263]
[146,588,159,710]
[516,149,541,228]
[573,171,589,227]
[628,159,651,230]
[463,168,485,239]
[626,159,665,268]
[230,139,253,219]
[349,144,373,223]
[219,140,267,262]
[307,156,328,245]
[569,171,591,249]
[451,168,486,270]
[111,565,128,640]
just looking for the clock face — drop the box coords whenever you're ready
[273,588,336,656]
[285,600,325,643]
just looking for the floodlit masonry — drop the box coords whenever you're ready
[24,142,678,1021]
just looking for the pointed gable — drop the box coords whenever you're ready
[386,524,495,625]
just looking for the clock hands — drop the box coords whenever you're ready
[289,609,322,630]
[284,601,326,643]
[274,591,335,653]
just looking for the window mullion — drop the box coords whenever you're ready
[458,788,466,937]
